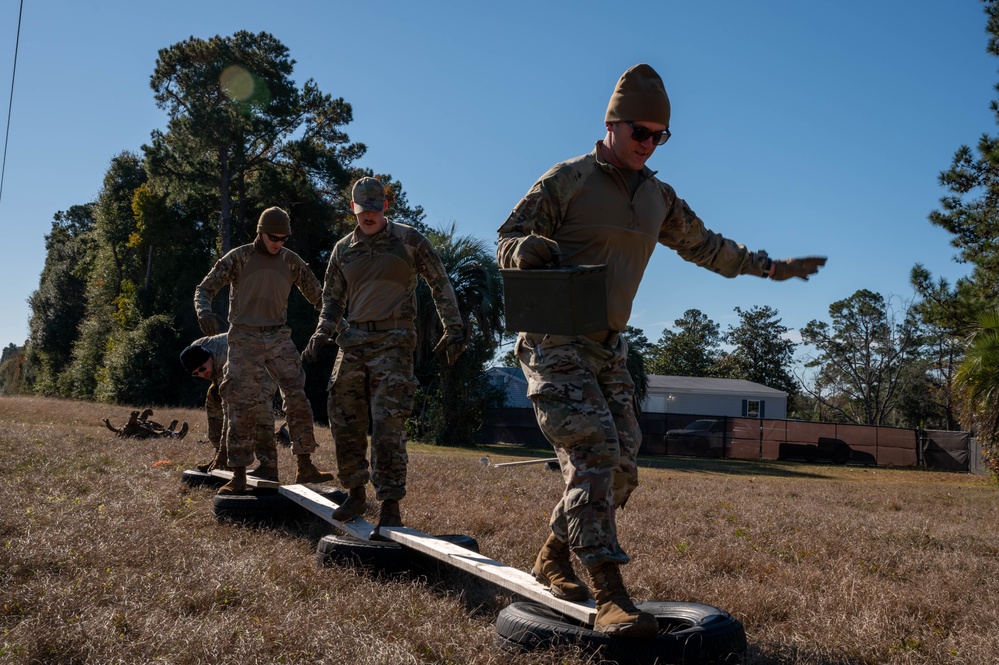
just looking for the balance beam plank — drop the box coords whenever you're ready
[279,483,375,540]
[280,484,596,624]
[386,526,596,623]
[210,469,280,490]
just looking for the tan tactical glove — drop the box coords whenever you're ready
[198,312,226,336]
[770,256,827,281]
[513,235,560,269]
[434,331,466,366]
[302,330,330,363]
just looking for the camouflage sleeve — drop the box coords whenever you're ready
[194,250,240,317]
[496,163,573,268]
[414,234,463,333]
[288,252,324,310]
[316,246,348,336]
[656,181,770,278]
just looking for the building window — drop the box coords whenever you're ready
[742,399,765,418]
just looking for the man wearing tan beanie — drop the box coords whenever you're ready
[497,63,826,637]
[195,206,335,495]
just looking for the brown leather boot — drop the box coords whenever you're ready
[217,466,247,496]
[247,461,279,483]
[586,562,658,637]
[377,499,403,528]
[331,486,366,522]
[532,533,590,601]
[295,454,335,484]
[205,444,229,473]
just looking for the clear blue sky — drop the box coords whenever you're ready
[0,0,994,363]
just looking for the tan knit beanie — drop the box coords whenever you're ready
[256,207,292,236]
[604,63,671,126]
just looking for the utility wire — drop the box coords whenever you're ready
[0,0,24,207]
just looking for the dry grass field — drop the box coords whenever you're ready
[2,395,998,664]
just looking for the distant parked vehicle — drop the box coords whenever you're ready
[779,437,852,465]
[666,419,726,455]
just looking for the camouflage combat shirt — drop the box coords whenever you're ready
[195,242,323,328]
[316,220,462,336]
[497,142,772,332]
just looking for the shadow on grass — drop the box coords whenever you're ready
[638,455,838,480]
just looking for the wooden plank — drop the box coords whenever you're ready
[209,468,280,490]
[384,526,596,624]
[279,483,375,540]
[279,484,596,624]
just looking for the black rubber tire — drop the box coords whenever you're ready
[180,469,225,488]
[494,600,747,665]
[212,492,299,523]
[212,487,349,524]
[316,533,479,575]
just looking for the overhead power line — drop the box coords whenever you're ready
[0,0,25,207]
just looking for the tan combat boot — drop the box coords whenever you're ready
[205,443,229,473]
[217,466,247,496]
[247,461,279,483]
[532,533,590,601]
[587,561,658,638]
[331,486,366,522]
[196,441,221,472]
[377,499,403,528]
[295,453,335,484]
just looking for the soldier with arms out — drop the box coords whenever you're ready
[496,63,825,637]
[304,176,465,529]
[195,207,335,495]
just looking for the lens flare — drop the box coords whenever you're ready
[220,65,254,101]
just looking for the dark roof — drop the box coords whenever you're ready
[646,375,786,397]
[488,366,525,380]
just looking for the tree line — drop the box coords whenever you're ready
[0,31,504,446]
[3,7,999,478]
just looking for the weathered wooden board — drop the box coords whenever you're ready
[279,483,596,624]
[386,525,596,623]
[209,468,280,490]
[279,483,375,540]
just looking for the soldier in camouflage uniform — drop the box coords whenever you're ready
[195,206,335,495]
[304,177,465,529]
[180,334,283,481]
[496,63,826,637]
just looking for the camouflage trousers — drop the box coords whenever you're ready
[517,332,641,567]
[327,329,417,502]
[207,376,279,466]
[221,325,316,467]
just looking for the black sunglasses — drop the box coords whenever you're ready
[625,121,671,146]
[266,234,290,243]
[192,363,209,376]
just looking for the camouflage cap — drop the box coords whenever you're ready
[605,63,671,126]
[351,177,386,213]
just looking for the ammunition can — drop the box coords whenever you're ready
[500,266,608,335]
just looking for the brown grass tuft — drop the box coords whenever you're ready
[2,396,997,664]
